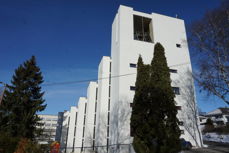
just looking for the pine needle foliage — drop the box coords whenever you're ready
[131,43,181,153]
[0,56,46,140]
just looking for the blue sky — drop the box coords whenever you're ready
[0,0,227,115]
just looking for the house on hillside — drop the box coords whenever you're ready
[205,107,229,126]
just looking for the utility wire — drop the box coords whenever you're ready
[42,62,190,86]
[43,73,135,86]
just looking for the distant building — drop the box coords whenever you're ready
[205,107,229,126]
[37,114,58,144]
[55,112,64,143]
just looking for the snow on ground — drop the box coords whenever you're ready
[203,133,229,143]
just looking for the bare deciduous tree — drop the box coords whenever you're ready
[177,70,203,147]
[190,1,229,105]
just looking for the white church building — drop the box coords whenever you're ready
[60,5,203,153]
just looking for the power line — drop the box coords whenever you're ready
[42,62,190,86]
[43,73,135,86]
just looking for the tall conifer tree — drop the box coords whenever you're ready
[1,56,46,139]
[149,43,181,152]
[131,56,150,153]
[131,43,181,153]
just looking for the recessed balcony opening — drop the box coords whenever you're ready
[133,15,153,43]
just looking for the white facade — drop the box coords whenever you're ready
[74,97,87,153]
[95,56,111,153]
[66,107,78,153]
[60,5,203,153]
[109,5,202,152]
[84,82,98,153]
[37,114,58,144]
[60,111,70,153]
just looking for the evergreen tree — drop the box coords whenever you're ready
[131,56,151,153]
[149,43,181,153]
[131,43,181,153]
[0,56,46,139]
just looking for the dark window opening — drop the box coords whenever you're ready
[93,140,95,151]
[130,86,136,91]
[176,106,182,110]
[107,126,109,137]
[108,86,111,97]
[169,69,177,73]
[178,121,184,126]
[109,73,111,85]
[180,130,184,134]
[107,113,110,125]
[172,87,180,95]
[94,114,96,125]
[82,127,85,137]
[95,102,97,113]
[84,103,87,114]
[134,15,153,42]
[176,44,181,48]
[83,115,86,125]
[107,138,109,152]
[130,63,137,68]
[72,138,75,152]
[108,99,110,111]
[109,62,112,73]
[95,88,98,100]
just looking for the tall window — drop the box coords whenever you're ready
[134,15,153,42]
[172,87,180,95]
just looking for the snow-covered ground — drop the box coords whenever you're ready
[203,133,229,143]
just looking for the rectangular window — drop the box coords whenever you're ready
[72,138,75,152]
[109,73,111,85]
[95,88,98,100]
[85,103,87,113]
[169,69,177,73]
[130,63,137,68]
[83,115,86,125]
[130,86,136,91]
[94,114,96,125]
[93,140,95,151]
[108,86,111,97]
[93,127,96,139]
[109,62,112,73]
[176,44,181,48]
[176,106,182,110]
[108,99,110,111]
[95,102,97,113]
[107,113,110,125]
[82,127,85,137]
[107,126,109,137]
[107,138,109,152]
[172,87,180,95]
[178,121,184,126]
[134,15,153,42]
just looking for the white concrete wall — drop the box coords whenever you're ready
[60,111,70,153]
[66,106,78,153]
[95,56,111,153]
[74,97,87,153]
[61,5,203,153]
[84,82,98,153]
[110,5,202,153]
[37,114,58,144]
